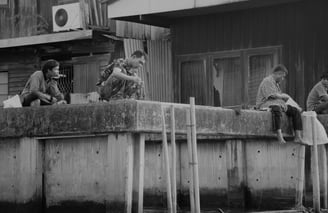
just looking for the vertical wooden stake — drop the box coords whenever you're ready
[190,97,201,213]
[125,137,134,213]
[320,145,328,209]
[311,116,321,213]
[161,105,173,213]
[138,134,145,213]
[186,109,195,213]
[295,145,306,208]
[170,105,177,213]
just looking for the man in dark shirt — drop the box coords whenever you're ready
[307,72,328,113]
[21,59,60,106]
[96,50,146,101]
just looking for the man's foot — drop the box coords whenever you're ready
[30,99,40,107]
[278,136,286,144]
[277,130,286,144]
[294,130,307,145]
[294,136,307,145]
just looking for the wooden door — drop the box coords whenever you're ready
[72,54,110,93]
[178,57,208,105]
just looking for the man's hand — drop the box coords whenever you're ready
[50,96,57,104]
[133,76,142,85]
[280,93,290,102]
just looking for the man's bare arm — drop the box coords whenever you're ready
[108,67,142,84]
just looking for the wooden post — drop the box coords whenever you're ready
[161,105,173,213]
[311,116,321,213]
[170,105,177,213]
[125,138,134,213]
[138,134,146,213]
[319,145,328,209]
[295,145,306,208]
[190,97,201,213]
[186,109,195,213]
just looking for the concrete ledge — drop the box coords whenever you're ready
[1,100,323,138]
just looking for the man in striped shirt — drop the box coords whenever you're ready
[256,64,303,144]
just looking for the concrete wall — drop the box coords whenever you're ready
[0,100,327,212]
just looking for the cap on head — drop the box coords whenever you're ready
[272,64,288,74]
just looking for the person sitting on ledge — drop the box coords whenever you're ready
[46,72,67,105]
[306,72,328,114]
[21,59,63,106]
[256,64,304,144]
[96,50,146,101]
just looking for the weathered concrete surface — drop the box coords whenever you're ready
[1,100,328,212]
[0,137,42,213]
[0,100,293,138]
[0,101,137,138]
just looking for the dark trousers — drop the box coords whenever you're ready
[22,92,51,107]
[270,105,303,131]
[314,101,328,114]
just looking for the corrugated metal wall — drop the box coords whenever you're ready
[116,21,170,40]
[147,40,173,102]
[171,0,328,108]
[123,39,173,102]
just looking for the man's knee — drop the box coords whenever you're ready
[270,106,282,116]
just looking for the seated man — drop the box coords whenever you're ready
[307,72,328,113]
[21,59,60,106]
[256,64,303,144]
[96,50,146,101]
[46,73,67,105]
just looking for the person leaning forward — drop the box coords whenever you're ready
[96,50,146,101]
[21,59,60,106]
[307,72,328,114]
[256,64,304,144]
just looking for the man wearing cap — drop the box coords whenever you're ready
[306,72,328,114]
[21,59,63,106]
[256,64,304,144]
[96,50,146,101]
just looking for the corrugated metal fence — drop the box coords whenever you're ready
[123,39,173,102]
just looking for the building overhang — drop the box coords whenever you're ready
[0,30,93,49]
[108,0,301,27]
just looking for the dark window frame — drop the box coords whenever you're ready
[0,0,9,8]
[176,46,282,107]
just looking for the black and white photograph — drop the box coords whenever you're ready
[1,0,328,213]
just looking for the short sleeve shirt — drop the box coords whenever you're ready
[256,75,287,111]
[306,82,328,111]
[21,71,47,98]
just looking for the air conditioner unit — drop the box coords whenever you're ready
[52,3,84,32]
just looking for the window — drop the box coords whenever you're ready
[0,0,8,7]
[177,46,281,108]
[0,71,8,106]
[180,58,207,105]
[58,63,74,94]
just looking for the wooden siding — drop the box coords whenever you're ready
[171,0,328,108]
[0,54,39,96]
[0,0,112,39]
[0,0,38,39]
